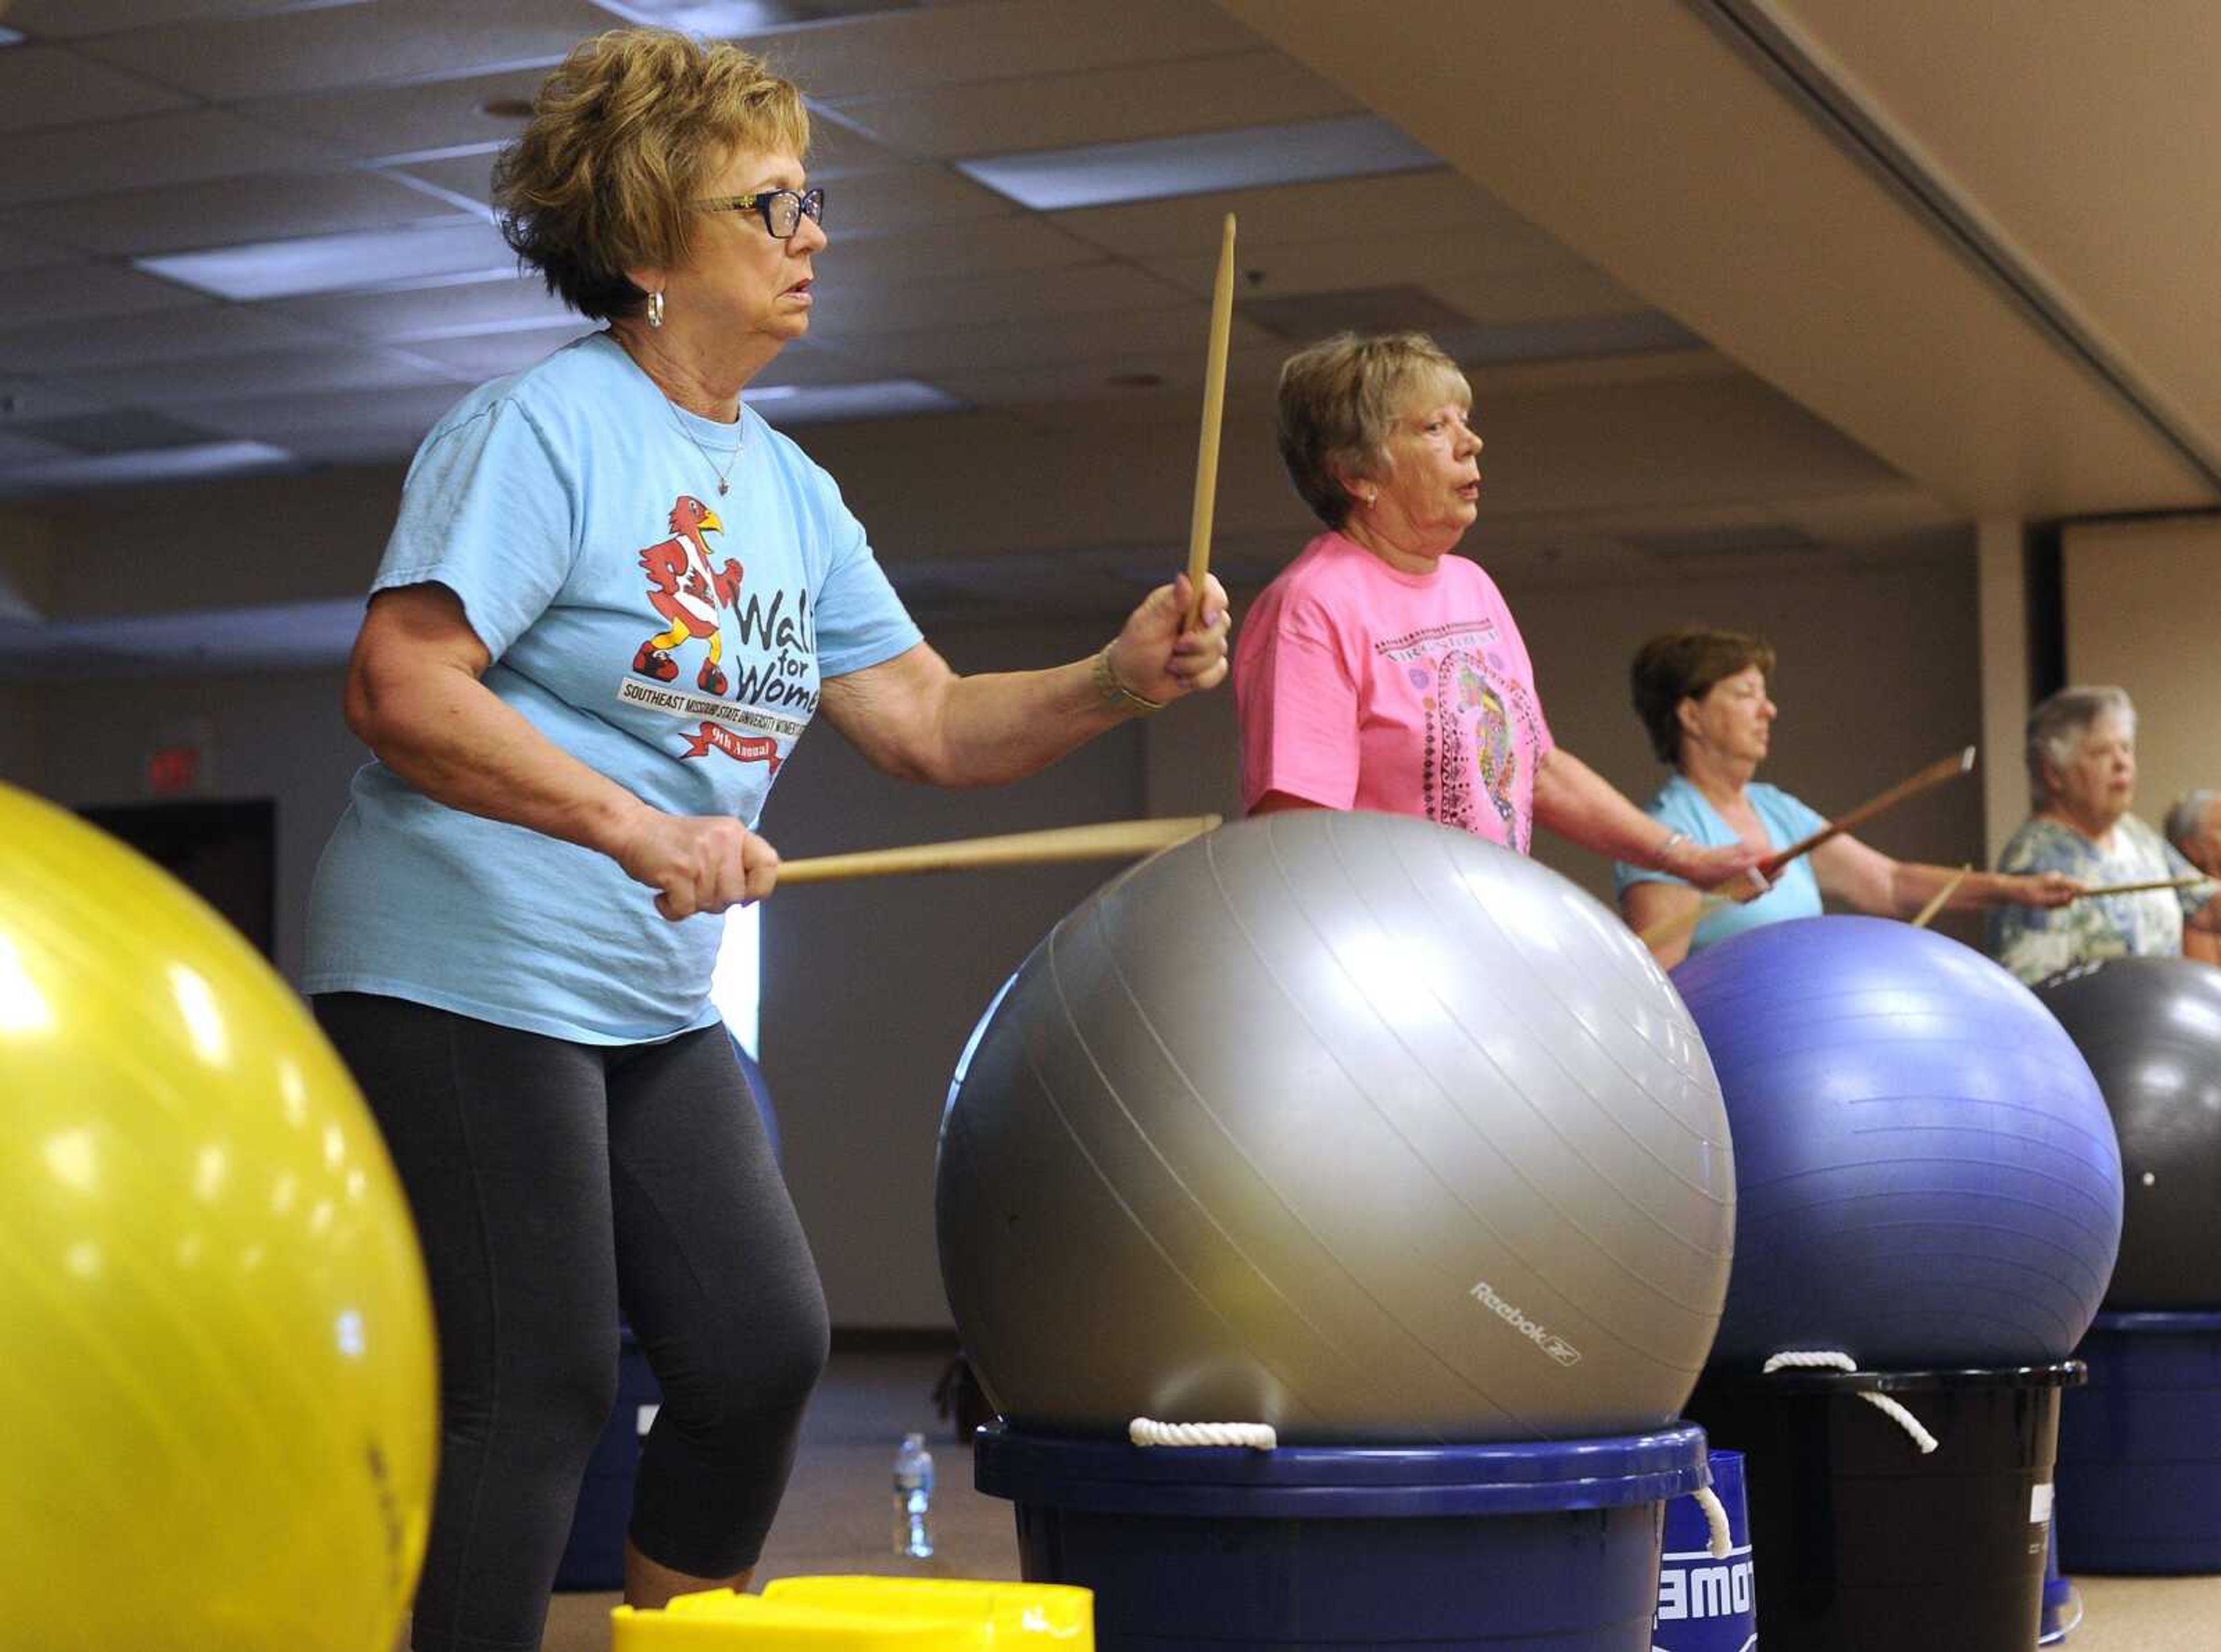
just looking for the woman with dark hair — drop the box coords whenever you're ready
[1616,628,2075,968]
[301,28,1227,1651]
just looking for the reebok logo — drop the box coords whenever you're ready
[1468,1280,1582,1366]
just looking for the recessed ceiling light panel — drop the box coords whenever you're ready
[958,115,1441,212]
[137,220,515,301]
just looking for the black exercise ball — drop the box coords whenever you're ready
[2035,957,2221,1310]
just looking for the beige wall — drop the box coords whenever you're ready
[2063,516,2221,847]
[1507,543,1991,946]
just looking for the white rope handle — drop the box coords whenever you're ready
[1128,1417,1278,1450]
[1692,1484,1734,1558]
[1763,1351,1938,1454]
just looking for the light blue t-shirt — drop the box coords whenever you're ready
[304,333,921,1043]
[1614,775,1829,955]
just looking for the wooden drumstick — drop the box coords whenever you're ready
[1639,746,1979,949]
[1911,864,1973,929]
[2072,876,2205,901]
[775,815,1222,887]
[1183,213,1238,630]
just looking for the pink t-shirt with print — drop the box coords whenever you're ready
[1233,530,1555,853]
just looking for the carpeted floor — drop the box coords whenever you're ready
[522,1351,2215,1651]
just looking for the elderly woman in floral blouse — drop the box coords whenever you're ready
[1988,686,2221,983]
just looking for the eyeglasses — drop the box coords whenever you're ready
[692,187,825,240]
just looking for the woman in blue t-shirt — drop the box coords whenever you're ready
[302,29,1228,1652]
[1614,628,2076,968]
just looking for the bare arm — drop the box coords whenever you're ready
[1618,880,1705,969]
[817,573,1228,788]
[1809,835,2079,917]
[1533,748,1762,890]
[345,582,776,919]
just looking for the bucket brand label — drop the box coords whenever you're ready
[1466,1280,1581,1366]
[1654,1542,1755,1630]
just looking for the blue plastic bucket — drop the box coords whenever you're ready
[557,1328,663,1591]
[2056,1310,2221,1574]
[1653,1448,1754,1652]
[973,1422,1710,1650]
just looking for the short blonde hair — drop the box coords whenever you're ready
[1276,332,1471,528]
[494,28,810,322]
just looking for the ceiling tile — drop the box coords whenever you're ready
[0,263,213,329]
[1047,168,1514,258]
[819,165,1018,235]
[0,431,76,467]
[0,224,77,272]
[139,219,518,301]
[72,0,609,101]
[235,65,554,160]
[179,379,467,441]
[960,115,1438,211]
[1138,226,1611,303]
[800,114,906,181]
[266,273,578,343]
[754,0,1261,101]
[391,322,603,381]
[0,303,332,373]
[0,108,344,208]
[382,149,503,208]
[14,407,230,455]
[2,1,344,39]
[0,46,196,132]
[924,343,1284,411]
[851,303,1272,380]
[796,261,1174,339]
[1423,265,1647,326]
[5,170,477,258]
[811,216,1107,286]
[827,50,1357,158]
[0,377,116,425]
[53,345,465,408]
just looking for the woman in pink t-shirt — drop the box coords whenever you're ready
[1234,331,1758,893]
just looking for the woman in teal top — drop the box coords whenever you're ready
[1615,629,2078,967]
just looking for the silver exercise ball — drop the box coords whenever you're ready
[934,810,1735,1444]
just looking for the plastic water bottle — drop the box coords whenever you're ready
[892,1431,935,1559]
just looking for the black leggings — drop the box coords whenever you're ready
[314,993,829,1652]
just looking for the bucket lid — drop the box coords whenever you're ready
[972,1422,1709,1518]
[2090,1310,2221,1336]
[1696,1359,2085,1396]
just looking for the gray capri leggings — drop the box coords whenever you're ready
[314,992,829,1652]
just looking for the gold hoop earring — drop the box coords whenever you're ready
[647,291,665,330]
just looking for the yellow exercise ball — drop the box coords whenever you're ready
[0,782,437,1651]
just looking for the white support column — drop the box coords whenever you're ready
[1975,517,2028,868]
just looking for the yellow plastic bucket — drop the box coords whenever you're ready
[612,1588,987,1650]
[767,1577,1093,1646]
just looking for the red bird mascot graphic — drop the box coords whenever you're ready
[633,494,744,694]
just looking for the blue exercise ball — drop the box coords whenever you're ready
[1673,916,2121,1370]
